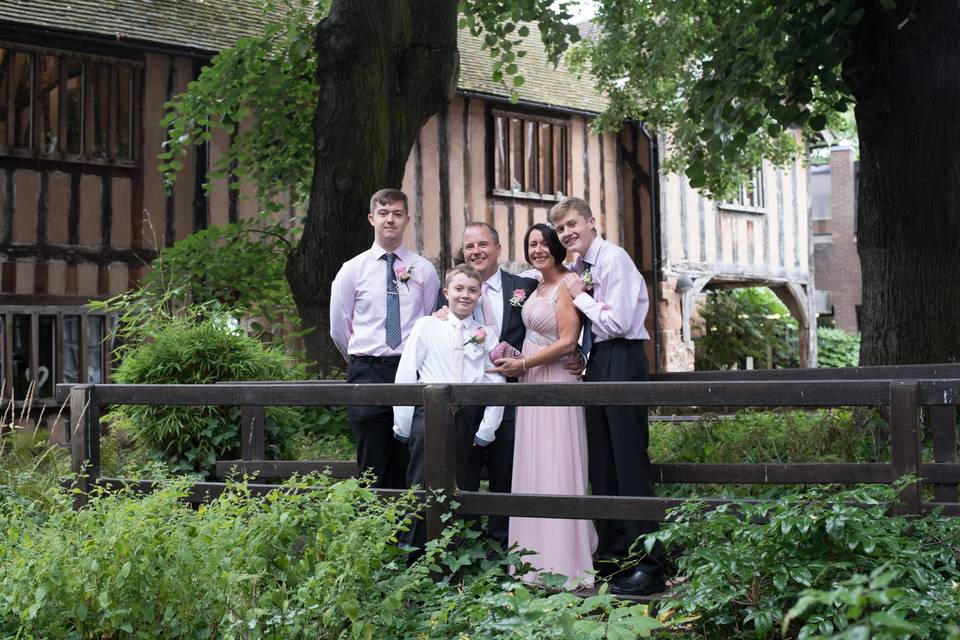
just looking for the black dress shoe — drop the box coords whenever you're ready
[609,568,666,596]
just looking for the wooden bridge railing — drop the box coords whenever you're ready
[56,363,960,540]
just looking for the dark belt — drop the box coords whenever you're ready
[349,355,402,365]
[592,338,646,352]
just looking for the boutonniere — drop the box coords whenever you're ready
[464,326,487,351]
[394,264,414,290]
[580,268,595,291]
[509,289,528,307]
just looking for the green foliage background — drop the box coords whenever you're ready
[693,287,860,369]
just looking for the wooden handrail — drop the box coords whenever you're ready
[64,375,960,542]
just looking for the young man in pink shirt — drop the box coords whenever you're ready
[330,188,440,489]
[553,196,665,596]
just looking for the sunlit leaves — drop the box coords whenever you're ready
[579,0,876,198]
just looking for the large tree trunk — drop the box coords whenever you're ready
[285,1,459,374]
[847,1,960,365]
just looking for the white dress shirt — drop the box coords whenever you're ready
[393,314,505,444]
[329,242,441,361]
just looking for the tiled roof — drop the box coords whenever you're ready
[0,0,266,53]
[0,0,608,113]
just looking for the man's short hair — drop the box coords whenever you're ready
[444,263,483,287]
[549,196,593,223]
[370,188,408,212]
[464,221,500,246]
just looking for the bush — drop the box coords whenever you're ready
[651,482,960,639]
[817,326,861,368]
[649,408,888,499]
[107,316,304,475]
[650,409,887,466]
[694,288,798,370]
[0,477,665,639]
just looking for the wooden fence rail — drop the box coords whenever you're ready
[56,363,960,538]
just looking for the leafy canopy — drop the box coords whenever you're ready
[161,0,583,203]
[573,0,894,197]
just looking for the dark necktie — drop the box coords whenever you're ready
[384,253,402,349]
[580,259,594,357]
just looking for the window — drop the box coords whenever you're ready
[720,166,768,213]
[811,165,832,239]
[491,109,570,201]
[2,309,110,401]
[0,43,141,164]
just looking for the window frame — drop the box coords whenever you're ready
[1,306,112,402]
[0,41,142,168]
[719,165,769,215]
[488,107,571,203]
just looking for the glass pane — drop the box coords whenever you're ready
[37,315,55,397]
[37,55,59,154]
[90,64,110,157]
[12,51,32,149]
[65,59,83,155]
[63,315,80,383]
[495,116,508,190]
[116,65,131,158]
[0,49,8,147]
[86,316,103,383]
[12,314,30,398]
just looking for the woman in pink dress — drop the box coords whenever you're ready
[492,223,597,588]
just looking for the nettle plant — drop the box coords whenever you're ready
[650,481,960,639]
[1,477,668,639]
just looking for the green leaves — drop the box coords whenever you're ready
[460,0,581,97]
[653,483,960,639]
[581,0,861,197]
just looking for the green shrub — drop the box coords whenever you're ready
[649,408,888,499]
[0,477,665,639]
[817,326,861,368]
[694,288,799,370]
[107,316,304,475]
[651,482,960,639]
[651,409,887,466]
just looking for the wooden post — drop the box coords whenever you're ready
[70,384,100,509]
[240,406,266,460]
[929,405,957,502]
[423,384,457,542]
[889,381,921,515]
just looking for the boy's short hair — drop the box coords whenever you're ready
[548,196,593,223]
[444,263,483,287]
[369,188,408,212]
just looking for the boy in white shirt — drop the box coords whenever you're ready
[394,264,505,550]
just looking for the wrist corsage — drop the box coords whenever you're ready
[509,288,528,307]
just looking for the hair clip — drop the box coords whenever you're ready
[544,221,556,230]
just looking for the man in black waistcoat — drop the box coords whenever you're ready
[437,222,537,547]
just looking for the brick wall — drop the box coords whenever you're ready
[813,147,862,333]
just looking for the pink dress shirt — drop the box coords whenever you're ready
[571,236,651,342]
[330,242,441,361]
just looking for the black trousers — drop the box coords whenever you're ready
[404,405,513,549]
[346,359,409,490]
[457,405,516,548]
[583,339,662,571]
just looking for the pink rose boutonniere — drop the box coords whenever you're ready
[394,264,414,290]
[580,268,595,291]
[465,326,487,351]
[509,289,527,307]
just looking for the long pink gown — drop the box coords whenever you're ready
[510,283,597,588]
